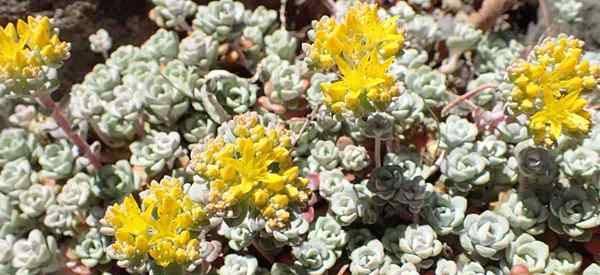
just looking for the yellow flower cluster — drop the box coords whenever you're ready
[509,34,600,146]
[0,16,70,87]
[104,177,207,267]
[191,112,311,230]
[308,2,404,115]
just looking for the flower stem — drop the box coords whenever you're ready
[37,93,102,170]
[374,137,381,168]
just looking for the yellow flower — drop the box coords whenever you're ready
[0,16,70,90]
[530,89,590,146]
[307,2,404,114]
[508,34,598,145]
[104,177,207,267]
[191,112,311,230]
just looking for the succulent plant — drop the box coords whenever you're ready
[440,115,478,150]
[307,216,347,254]
[548,186,600,242]
[306,73,337,107]
[460,210,515,260]
[445,22,482,53]
[43,204,79,236]
[583,263,600,275]
[329,187,360,226]
[129,131,185,177]
[292,238,337,275]
[0,158,36,198]
[495,190,549,235]
[504,233,549,273]
[143,76,190,126]
[265,29,298,62]
[386,92,425,132]
[11,229,61,275]
[369,165,427,214]
[89,28,112,54]
[74,228,111,268]
[397,224,443,266]
[149,0,198,30]
[218,254,265,275]
[318,169,349,200]
[435,259,458,275]
[106,45,143,71]
[141,29,179,63]
[0,193,31,237]
[346,228,376,253]
[552,0,582,24]
[441,146,490,193]
[475,135,508,167]
[218,217,258,251]
[350,239,399,275]
[0,234,15,274]
[39,139,78,180]
[306,140,339,172]
[560,146,599,181]
[544,247,582,275]
[81,63,121,99]
[359,112,395,140]
[18,183,56,219]
[340,145,370,171]
[198,70,258,118]
[269,61,306,107]
[496,119,530,144]
[162,59,200,99]
[57,173,94,207]
[389,48,428,81]
[0,128,39,167]
[271,263,308,275]
[476,36,523,74]
[96,85,143,146]
[405,15,440,46]
[123,60,161,90]
[181,112,217,143]
[178,30,219,71]
[517,147,559,186]
[270,214,309,245]
[405,65,448,107]
[245,5,278,33]
[193,0,247,42]
[93,160,142,199]
[424,193,467,235]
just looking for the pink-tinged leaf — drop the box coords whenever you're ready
[302,206,315,223]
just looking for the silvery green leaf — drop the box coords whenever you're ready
[141,29,179,63]
[307,216,347,254]
[265,29,298,61]
[398,224,443,266]
[340,145,369,171]
[548,186,600,242]
[271,263,308,275]
[445,22,482,53]
[130,131,184,177]
[94,160,141,199]
[0,193,32,237]
[476,135,508,167]
[0,158,36,198]
[583,263,600,275]
[245,6,278,33]
[405,65,448,108]
[74,228,110,268]
[425,193,467,235]
[441,145,490,194]
[292,238,337,275]
[459,211,515,260]
[0,128,39,167]
[329,189,359,226]
[89,28,112,53]
[107,45,143,71]
[318,169,350,200]
[389,48,428,81]
[359,112,394,140]
[149,0,198,30]
[43,204,79,236]
[193,0,247,42]
[81,64,121,99]
[350,240,394,275]
[218,254,260,275]
[269,214,309,245]
[18,184,56,219]
[178,30,219,71]
[386,92,425,132]
[144,77,190,126]
[306,73,337,107]
[269,61,306,106]
[405,15,440,46]
[123,60,161,89]
[199,70,257,116]
[39,139,77,180]
[306,140,339,172]
[181,112,217,143]
[440,115,478,150]
[504,233,549,273]
[435,259,458,275]
[11,229,60,275]
[560,146,599,180]
[544,247,581,275]
[57,172,94,207]
[495,119,529,144]
[495,190,548,235]
[8,104,36,128]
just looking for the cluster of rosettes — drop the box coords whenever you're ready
[307,3,404,115]
[0,16,70,95]
[508,34,600,146]
[192,112,311,229]
[103,177,207,267]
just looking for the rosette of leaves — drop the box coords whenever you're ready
[306,73,337,107]
[389,48,428,81]
[318,169,348,200]
[271,263,308,275]
[93,160,142,199]
[245,5,278,33]
[0,158,37,198]
[306,140,339,172]
[315,106,342,136]
[459,210,515,260]
[405,15,440,47]
[193,0,247,42]
[440,115,478,150]
[495,190,549,235]
[0,193,31,237]
[386,92,425,133]
[504,233,549,274]
[329,185,361,226]
[560,146,599,181]
[288,118,318,156]
[140,29,179,63]
[218,254,268,275]
[0,128,39,167]
[69,84,105,122]
[57,172,94,208]
[340,145,370,171]
[391,224,442,268]
[544,247,582,275]
[97,85,144,146]
[270,214,309,245]
[466,73,500,107]
[476,36,523,74]
[122,60,161,90]
[143,76,190,126]
[130,131,185,177]
[265,29,298,62]
[424,193,467,235]
[350,239,401,275]
[353,180,378,225]
[369,165,427,214]
[269,61,307,107]
[495,116,530,144]
[74,228,111,268]
[181,112,217,143]
[106,45,143,71]
[346,229,376,253]
[307,216,347,255]
[149,0,198,30]
[89,28,112,54]
[445,22,482,54]
[405,65,448,107]
[517,147,558,186]
[358,112,394,140]
[178,30,219,71]
[43,204,79,236]
[475,135,508,167]
[81,63,121,99]
[434,259,458,275]
[11,229,61,275]
[197,70,258,121]
[18,183,56,219]
[584,264,600,275]
[292,238,337,275]
[218,216,259,251]
[441,145,490,194]
[548,186,600,242]
[0,234,15,274]
[161,59,200,99]
[38,139,78,180]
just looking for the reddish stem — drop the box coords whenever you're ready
[37,93,102,170]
